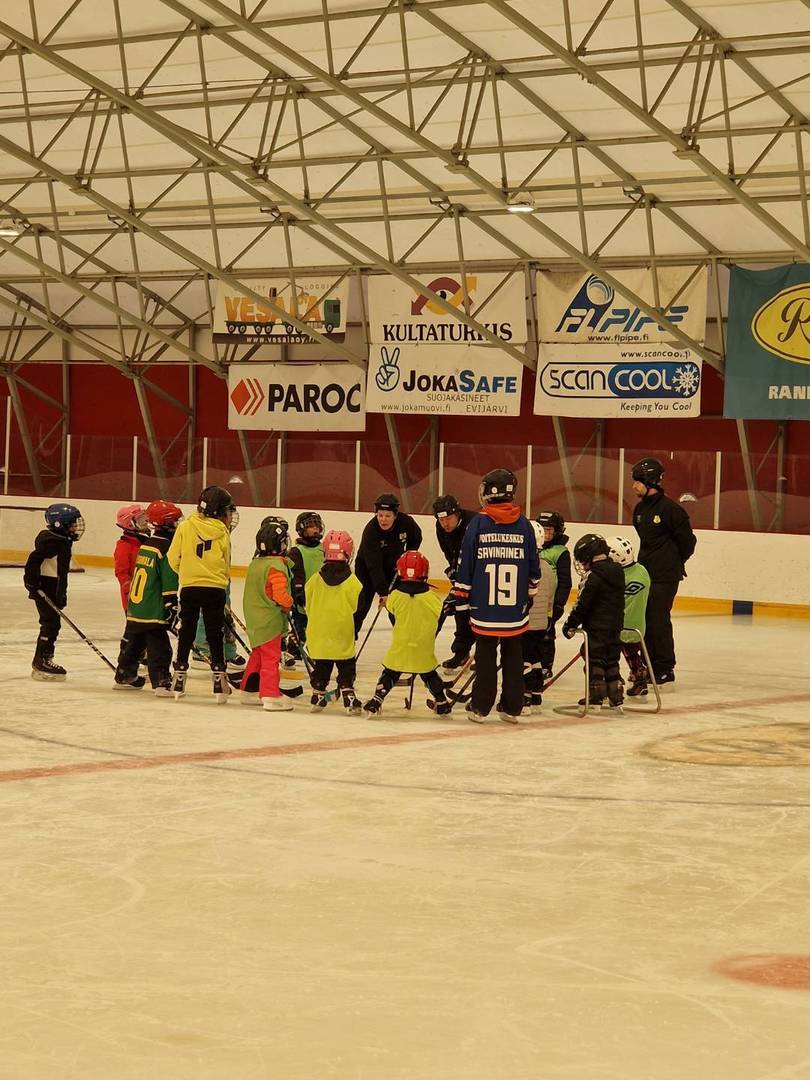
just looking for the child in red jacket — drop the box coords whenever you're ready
[114,504,150,610]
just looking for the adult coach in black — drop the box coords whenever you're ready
[353,493,422,636]
[631,457,697,686]
[432,494,476,673]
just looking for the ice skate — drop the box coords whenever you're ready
[654,670,675,690]
[154,683,173,699]
[310,690,327,712]
[364,695,383,718]
[113,674,146,690]
[227,654,246,674]
[263,696,293,712]
[627,679,648,698]
[212,669,231,704]
[465,703,487,724]
[441,653,469,680]
[433,699,452,716]
[239,689,261,706]
[497,710,520,724]
[530,692,543,714]
[31,653,66,681]
[342,690,363,716]
[171,664,188,699]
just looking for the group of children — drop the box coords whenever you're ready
[23,479,652,717]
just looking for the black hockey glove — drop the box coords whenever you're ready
[552,603,565,623]
[562,621,577,639]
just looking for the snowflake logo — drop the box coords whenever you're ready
[672,363,700,396]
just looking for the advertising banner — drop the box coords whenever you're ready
[724,264,810,419]
[538,267,707,344]
[533,343,702,418]
[367,271,527,345]
[213,276,350,344]
[228,363,365,431]
[365,344,523,416]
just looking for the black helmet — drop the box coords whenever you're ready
[256,516,289,555]
[536,510,565,537]
[573,533,609,567]
[295,511,324,539]
[631,457,664,488]
[432,494,460,519]
[198,485,235,520]
[479,468,517,505]
[374,492,400,512]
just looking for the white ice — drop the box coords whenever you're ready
[1,566,810,1080]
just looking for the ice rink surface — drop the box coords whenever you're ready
[1,566,810,1080]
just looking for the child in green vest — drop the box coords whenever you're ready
[364,551,451,718]
[536,510,572,676]
[305,530,363,715]
[282,511,326,666]
[608,535,652,697]
[241,517,294,712]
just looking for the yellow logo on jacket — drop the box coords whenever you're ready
[653,514,661,524]
[752,284,810,366]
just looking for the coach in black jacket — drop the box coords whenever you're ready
[433,494,476,670]
[631,457,697,685]
[354,493,422,636]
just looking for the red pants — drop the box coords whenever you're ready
[244,636,282,699]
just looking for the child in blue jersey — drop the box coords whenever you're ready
[453,468,540,724]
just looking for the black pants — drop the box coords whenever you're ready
[374,667,447,703]
[538,614,561,673]
[471,633,524,717]
[354,561,396,636]
[310,657,356,691]
[644,579,679,675]
[176,586,226,668]
[586,639,622,705]
[522,628,547,697]
[448,608,475,660]
[33,595,61,655]
[117,621,173,687]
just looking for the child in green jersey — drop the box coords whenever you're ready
[364,551,451,718]
[282,511,326,666]
[114,500,182,696]
[536,510,572,676]
[241,517,294,712]
[608,535,652,697]
[305,530,363,715]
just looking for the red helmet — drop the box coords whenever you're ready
[322,529,354,562]
[397,550,429,581]
[116,503,147,530]
[146,500,183,529]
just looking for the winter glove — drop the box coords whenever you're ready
[562,621,577,640]
[165,601,179,632]
[552,604,565,623]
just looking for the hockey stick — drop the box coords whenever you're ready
[541,650,581,691]
[36,590,115,670]
[403,674,416,710]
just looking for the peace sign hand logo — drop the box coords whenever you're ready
[376,346,401,392]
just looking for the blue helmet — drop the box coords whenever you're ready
[44,503,85,540]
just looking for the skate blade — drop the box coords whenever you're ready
[31,670,66,682]
[154,688,173,699]
[497,712,520,725]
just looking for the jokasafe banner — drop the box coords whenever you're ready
[365,344,523,416]
[228,363,365,431]
[533,343,702,418]
[213,277,350,344]
[724,264,810,419]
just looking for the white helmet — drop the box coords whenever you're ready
[608,535,636,567]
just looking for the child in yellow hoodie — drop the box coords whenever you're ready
[167,485,235,701]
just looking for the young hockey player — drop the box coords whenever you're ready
[535,510,572,677]
[631,457,697,687]
[453,468,540,724]
[241,516,294,712]
[562,534,625,710]
[432,494,476,675]
[191,500,245,674]
[354,493,422,636]
[114,500,182,695]
[113,504,150,610]
[23,503,85,681]
[167,485,235,702]
[282,511,326,666]
[520,520,555,715]
[305,530,363,715]
[608,535,652,697]
[363,550,451,717]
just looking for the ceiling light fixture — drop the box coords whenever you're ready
[506,192,535,213]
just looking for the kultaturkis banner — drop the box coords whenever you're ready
[724,264,810,419]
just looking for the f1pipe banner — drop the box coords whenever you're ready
[724,264,810,420]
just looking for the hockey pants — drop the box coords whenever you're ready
[310,657,357,692]
[176,586,226,669]
[33,595,61,657]
[373,666,447,704]
[242,636,282,699]
[117,622,173,688]
[471,633,524,718]
[587,643,623,706]
[521,628,547,697]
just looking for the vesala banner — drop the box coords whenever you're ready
[213,277,350,344]
[365,344,524,416]
[367,271,527,345]
[228,363,365,431]
[533,343,702,418]
[724,264,810,419]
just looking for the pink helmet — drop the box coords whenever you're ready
[116,503,147,531]
[322,530,354,562]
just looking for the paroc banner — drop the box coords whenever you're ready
[724,264,810,419]
[365,344,523,416]
[228,363,365,431]
[533,343,702,418]
[213,276,350,344]
[537,266,707,344]
[367,271,527,345]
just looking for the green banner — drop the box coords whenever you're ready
[724,264,810,419]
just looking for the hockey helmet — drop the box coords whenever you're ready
[573,533,609,569]
[146,500,183,531]
[322,529,354,562]
[116,503,148,532]
[45,503,85,540]
[197,485,235,520]
[432,494,460,520]
[536,510,565,537]
[296,511,324,539]
[396,549,429,581]
[529,519,544,551]
[608,535,636,568]
[479,467,517,505]
[631,457,664,488]
[374,492,400,513]
[256,516,289,556]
